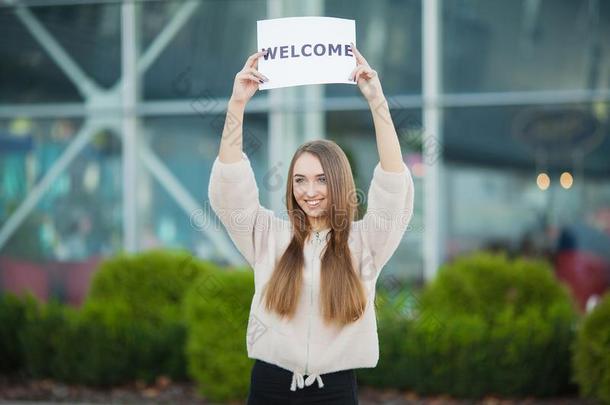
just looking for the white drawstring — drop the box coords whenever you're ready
[290,372,324,391]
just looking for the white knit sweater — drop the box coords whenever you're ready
[208,152,415,391]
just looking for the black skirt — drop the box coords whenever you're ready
[247,359,359,405]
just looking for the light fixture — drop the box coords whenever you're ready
[536,172,550,190]
[560,172,573,189]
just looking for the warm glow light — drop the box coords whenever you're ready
[560,172,573,189]
[537,172,550,190]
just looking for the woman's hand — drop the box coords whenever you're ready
[230,50,269,105]
[348,42,385,104]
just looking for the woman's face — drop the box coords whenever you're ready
[292,152,329,221]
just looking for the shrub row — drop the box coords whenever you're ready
[1,250,608,404]
[359,252,579,398]
[1,249,214,385]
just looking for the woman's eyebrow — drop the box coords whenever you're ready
[293,173,325,178]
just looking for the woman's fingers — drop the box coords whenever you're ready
[349,65,375,82]
[365,69,377,79]
[243,50,267,69]
[238,71,264,84]
[349,65,365,81]
[354,69,368,83]
[350,42,369,67]
[245,67,269,82]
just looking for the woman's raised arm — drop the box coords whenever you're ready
[349,42,404,173]
[349,43,415,276]
[218,50,269,164]
[209,51,276,269]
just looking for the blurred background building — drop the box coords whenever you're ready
[1,0,609,309]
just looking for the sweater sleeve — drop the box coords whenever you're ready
[358,161,415,275]
[207,152,276,268]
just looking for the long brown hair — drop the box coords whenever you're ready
[263,140,367,325]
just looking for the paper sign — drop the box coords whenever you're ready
[256,17,357,90]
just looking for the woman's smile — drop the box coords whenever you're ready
[305,198,323,208]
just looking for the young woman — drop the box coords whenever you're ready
[208,43,415,404]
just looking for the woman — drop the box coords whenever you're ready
[208,43,415,404]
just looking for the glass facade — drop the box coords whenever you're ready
[443,0,610,93]
[1,0,609,302]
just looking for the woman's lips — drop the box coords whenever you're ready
[305,199,322,207]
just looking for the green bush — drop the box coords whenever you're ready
[15,296,144,385]
[419,252,574,321]
[53,301,134,385]
[76,249,217,383]
[11,295,187,386]
[360,252,578,399]
[184,267,254,402]
[14,249,216,385]
[18,297,74,379]
[3,250,221,387]
[573,292,610,404]
[0,292,39,375]
[86,249,217,324]
[48,299,186,386]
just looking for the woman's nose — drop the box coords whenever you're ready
[306,183,320,197]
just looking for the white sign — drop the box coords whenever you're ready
[256,17,357,90]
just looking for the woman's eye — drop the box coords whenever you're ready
[295,177,325,184]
